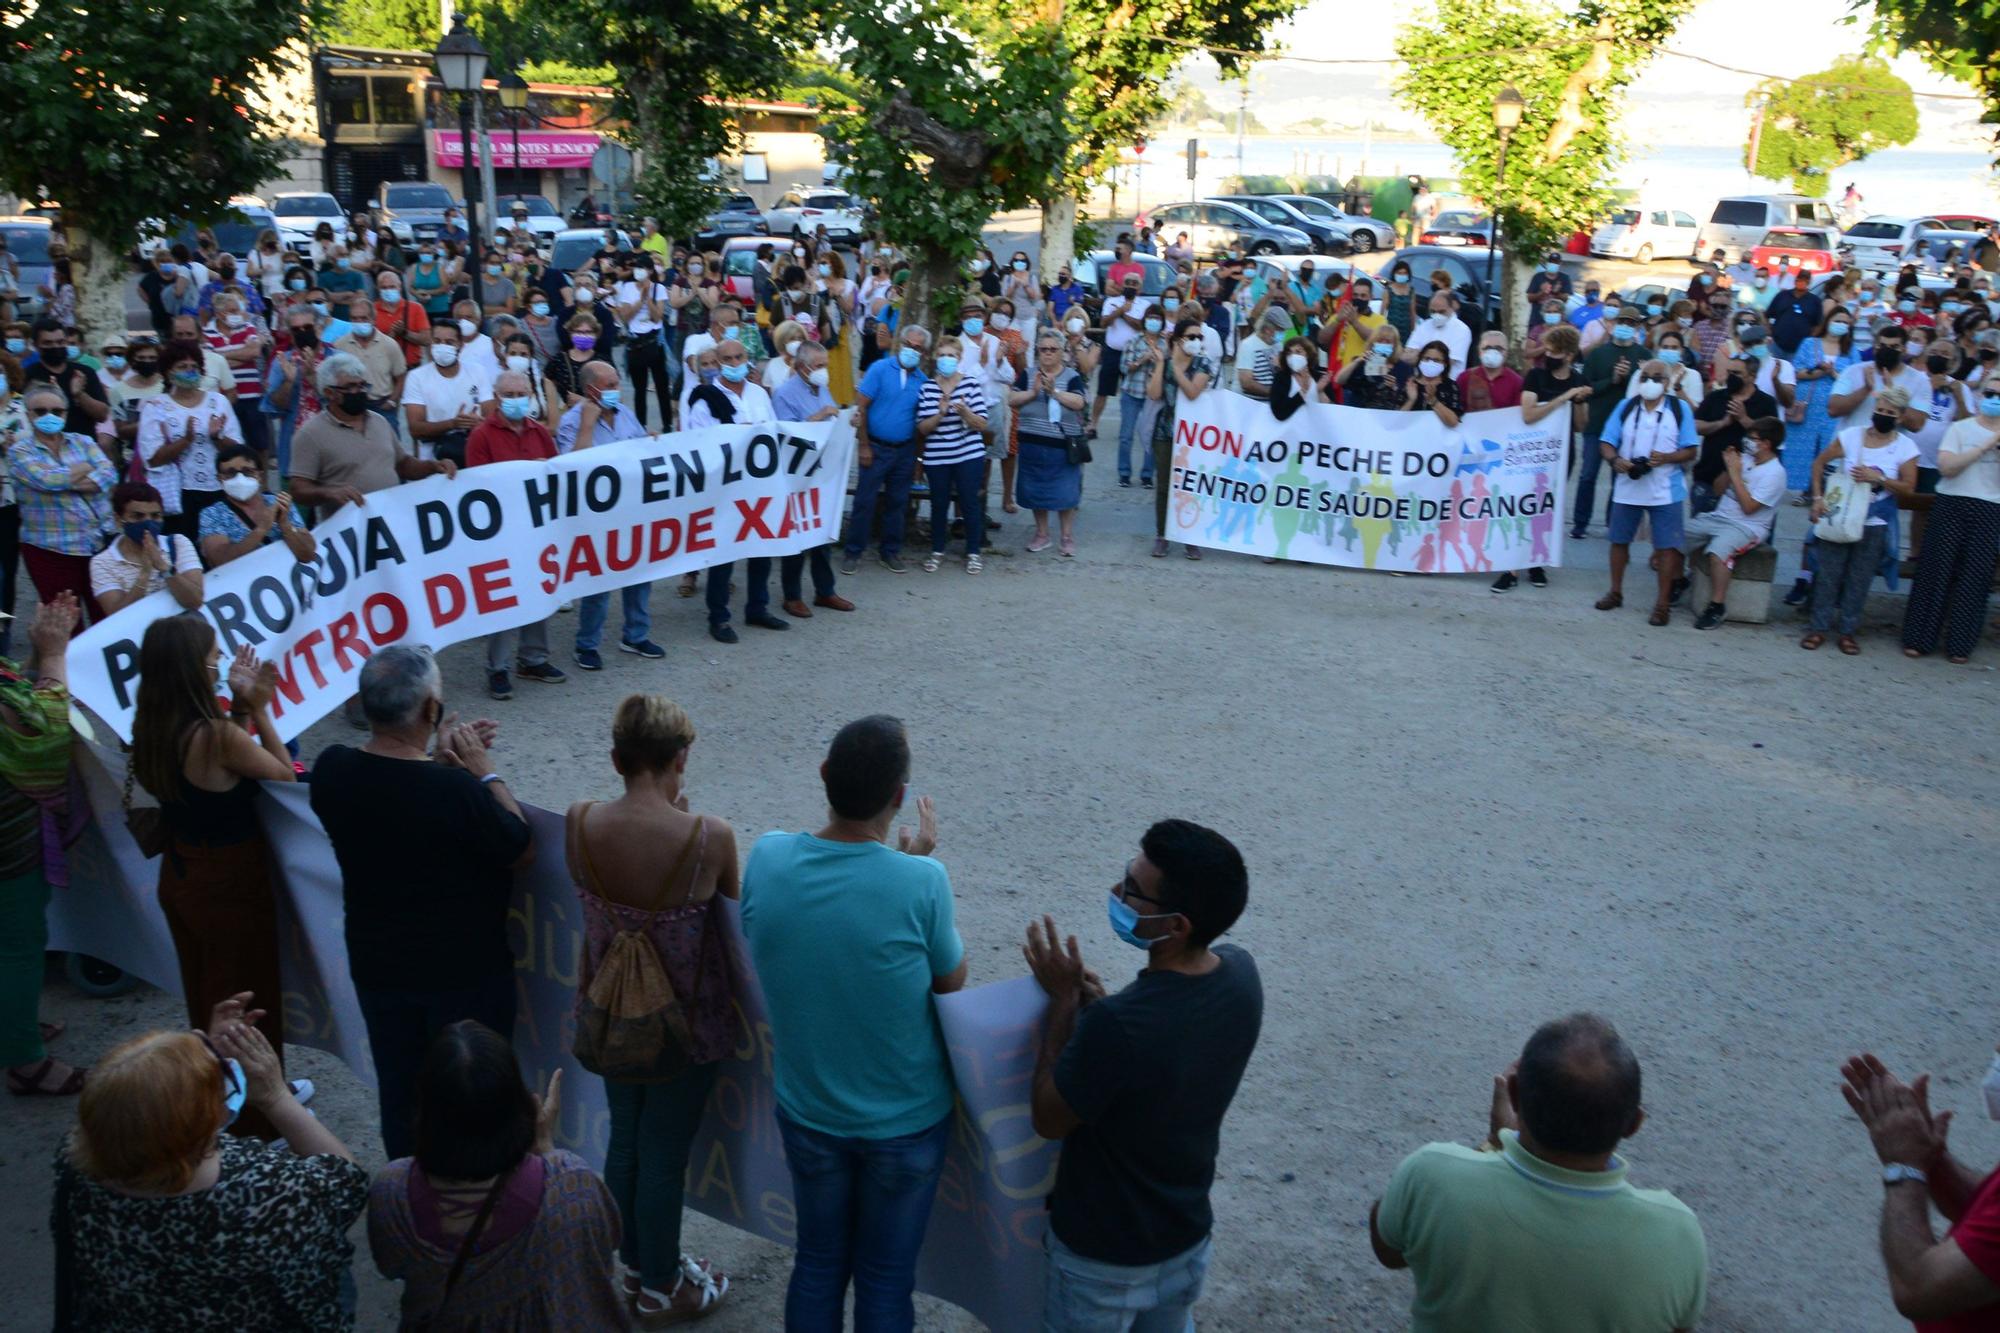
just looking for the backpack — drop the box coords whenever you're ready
[569,804,710,1083]
[1617,393,1686,431]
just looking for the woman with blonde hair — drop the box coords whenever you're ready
[1335,323,1407,409]
[764,318,807,392]
[817,250,859,405]
[567,694,738,1323]
[54,1011,365,1329]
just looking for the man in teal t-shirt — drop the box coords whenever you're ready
[741,714,967,1330]
[1370,1013,1708,1331]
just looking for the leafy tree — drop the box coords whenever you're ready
[319,0,432,48]
[1863,1,2000,149]
[1746,57,1917,189]
[0,0,315,343]
[1155,81,1224,130]
[1393,0,1696,338]
[821,0,1076,327]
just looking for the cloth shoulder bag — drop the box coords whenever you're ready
[1813,445,1873,544]
[121,753,166,860]
[570,804,709,1083]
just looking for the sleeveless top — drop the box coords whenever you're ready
[572,805,736,1067]
[159,722,260,847]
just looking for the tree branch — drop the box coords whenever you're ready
[873,89,995,188]
[1539,17,1616,164]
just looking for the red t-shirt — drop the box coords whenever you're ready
[376,300,432,368]
[1457,367,1523,411]
[1918,1166,2000,1333]
[466,417,556,467]
[1106,260,1143,290]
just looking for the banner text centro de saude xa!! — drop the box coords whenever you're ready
[1167,391,1569,573]
[66,420,852,742]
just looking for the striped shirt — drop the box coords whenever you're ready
[916,376,989,466]
[205,324,265,401]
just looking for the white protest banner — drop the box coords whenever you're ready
[65,420,852,742]
[50,773,1057,1330]
[1166,390,1568,572]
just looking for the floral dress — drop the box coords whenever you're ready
[1794,336,1858,490]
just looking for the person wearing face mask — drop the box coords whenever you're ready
[408,243,451,319]
[1903,370,2000,661]
[1803,384,1921,653]
[22,316,110,437]
[1691,354,1778,518]
[1383,263,1418,341]
[1791,307,1864,489]
[1595,359,1698,625]
[1631,330,1700,407]
[1146,321,1215,558]
[1011,332,1090,558]
[463,371,568,699]
[1410,293,1471,378]
[202,292,273,463]
[548,311,608,407]
[134,343,240,538]
[167,312,235,395]
[1093,274,1153,437]
[1117,310,1168,486]
[1837,1044,2000,1326]
[1458,331,1521,413]
[195,255,268,325]
[0,361,24,643]
[290,352,456,525]
[1401,341,1461,427]
[555,360,666,667]
[1020,820,1261,1333]
[90,479,203,614]
[333,297,406,431]
[812,251,859,406]
[96,334,151,457]
[400,322,493,468]
[9,383,115,623]
[372,268,432,368]
[1495,323,1590,592]
[844,326,932,574]
[1047,265,1089,325]
[1905,343,1976,567]
[311,645,532,1160]
[1829,324,1928,436]
[1524,298,1570,370]
[1764,270,1824,356]
[197,444,315,571]
[1334,324,1408,410]
[139,247,192,340]
[318,244,365,296]
[449,299,503,384]
[263,311,324,477]
[1682,417,1788,630]
[615,258,671,429]
[766,342,854,618]
[1525,253,1572,306]
[1269,336,1325,425]
[915,336,991,574]
[498,332,557,422]
[1569,312,1649,537]
[1001,252,1044,344]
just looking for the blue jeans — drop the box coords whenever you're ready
[1117,393,1154,482]
[575,583,653,651]
[604,1064,719,1291]
[1570,434,1606,532]
[1043,1232,1212,1333]
[927,459,983,557]
[705,558,772,625]
[844,441,917,560]
[353,972,515,1162]
[775,1109,951,1333]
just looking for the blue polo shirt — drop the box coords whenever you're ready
[857,357,928,445]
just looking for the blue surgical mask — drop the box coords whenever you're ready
[104,355,126,371]
[1751,344,1771,361]
[499,395,532,420]
[1982,395,2000,418]
[4,337,26,355]
[699,368,721,385]
[310,302,329,316]
[898,346,921,369]
[335,256,351,269]
[1829,321,1851,337]
[380,288,402,304]
[961,317,984,338]
[1144,317,1163,333]
[1658,347,1681,365]
[1107,890,1176,951]
[1944,302,1966,315]
[1611,324,1637,343]
[1899,299,1918,313]
[597,388,621,410]
[721,327,740,342]
[287,278,306,292]
[935,355,959,376]
[720,361,750,383]
[31,413,65,435]
[1542,262,1558,274]
[1647,303,1664,317]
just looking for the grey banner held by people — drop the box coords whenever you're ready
[48,754,1058,1332]
[63,420,853,743]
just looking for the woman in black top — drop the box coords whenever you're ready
[1403,339,1461,426]
[128,615,297,1135]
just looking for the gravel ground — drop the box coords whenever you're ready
[3,385,1998,1331]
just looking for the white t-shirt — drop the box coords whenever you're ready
[1099,294,1152,352]
[90,531,202,601]
[401,363,494,426]
[1833,426,1921,525]
[1607,401,1690,508]
[1714,455,1788,540]
[1832,361,1929,433]
[1910,377,1972,468]
[1192,323,1224,367]
[616,280,668,335]
[1750,353,1796,401]
[685,380,773,428]
[458,333,501,385]
[1407,314,1471,376]
[1937,416,2000,504]
[135,391,241,513]
[762,355,794,391]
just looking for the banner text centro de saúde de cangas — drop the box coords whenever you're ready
[67,421,853,742]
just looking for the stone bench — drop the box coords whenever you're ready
[1690,542,1778,624]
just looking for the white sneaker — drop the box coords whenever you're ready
[966,554,983,574]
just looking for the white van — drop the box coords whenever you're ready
[1590,206,1700,263]
[1697,195,1840,262]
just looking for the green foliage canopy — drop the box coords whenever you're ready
[1746,56,1918,188]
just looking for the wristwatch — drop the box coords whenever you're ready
[1882,1163,1929,1187]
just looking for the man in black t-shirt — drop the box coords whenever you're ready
[1691,353,1777,514]
[1024,819,1263,1329]
[309,644,533,1160]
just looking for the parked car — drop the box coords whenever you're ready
[494,194,565,248]
[1590,206,1700,263]
[173,202,281,261]
[1838,215,1947,271]
[1616,280,1691,315]
[1072,249,1179,297]
[374,180,459,246]
[1697,194,1839,263]
[1139,200,1311,258]
[0,216,54,320]
[1209,195,1345,255]
[1933,214,1996,233]
[694,194,768,250]
[1244,255,1367,306]
[718,235,773,304]
[268,191,343,252]
[1276,195,1397,252]
[762,186,866,242]
[1749,227,1838,275]
[1419,210,1493,247]
[1907,229,1986,269]
[549,227,639,277]
[1379,245,1505,335]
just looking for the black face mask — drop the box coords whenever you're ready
[1927,353,1950,373]
[337,388,370,416]
[1725,372,1746,393]
[1871,412,1899,433]
[37,347,66,368]
[1875,346,1903,369]
[131,358,159,375]
[291,327,318,349]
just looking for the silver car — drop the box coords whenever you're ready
[1269,195,1397,252]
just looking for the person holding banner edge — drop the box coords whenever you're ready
[1022,819,1263,1332]
[1147,319,1213,560]
[287,353,457,526]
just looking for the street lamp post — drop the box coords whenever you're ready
[1486,85,1525,339]
[497,71,528,228]
[434,16,489,308]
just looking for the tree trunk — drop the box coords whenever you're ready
[1039,195,1078,282]
[1499,250,1531,347]
[900,247,964,340]
[65,222,129,350]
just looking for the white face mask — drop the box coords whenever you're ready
[1285,352,1308,372]
[1637,379,1666,401]
[990,314,1011,331]
[1181,340,1201,356]
[457,319,477,338]
[781,340,800,358]
[1067,317,1085,334]
[807,366,830,388]
[221,474,261,502]
[506,354,531,373]
[1479,348,1504,370]
[223,313,246,328]
[1419,359,1446,377]
[1983,1053,2000,1121]
[432,344,459,367]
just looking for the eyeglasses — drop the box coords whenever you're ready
[1116,861,1172,911]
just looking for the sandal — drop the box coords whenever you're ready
[1648,604,1671,627]
[1594,592,1623,611]
[965,554,983,574]
[921,554,942,573]
[1151,538,1168,558]
[7,1057,85,1096]
[1903,647,1926,659]
[1800,632,1825,650]
[39,1019,63,1043]
[1949,654,1970,665]
[1838,635,1860,656]
[633,1257,729,1326]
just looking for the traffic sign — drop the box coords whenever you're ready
[1185,138,1198,181]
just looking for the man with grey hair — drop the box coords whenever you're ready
[289,350,455,524]
[768,340,854,618]
[333,296,404,429]
[846,323,931,573]
[311,644,532,1160]
[467,369,566,698]
[556,359,665,669]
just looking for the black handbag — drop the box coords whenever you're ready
[1058,371,1091,465]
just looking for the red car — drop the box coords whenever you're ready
[1749,227,1837,275]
